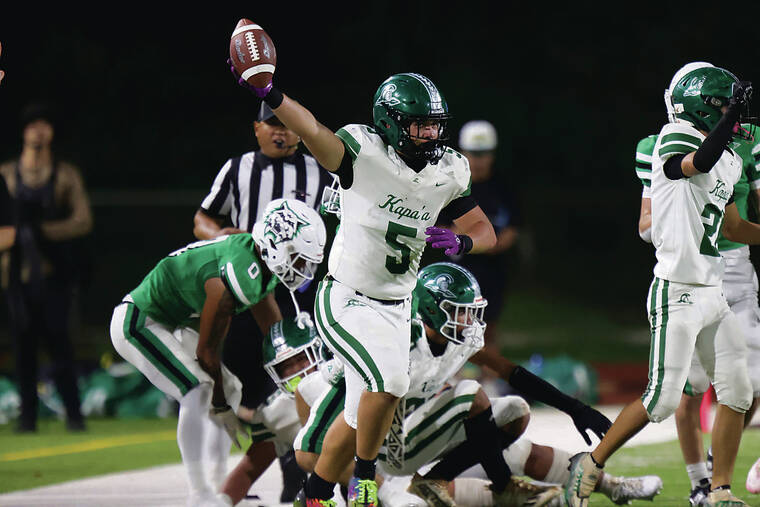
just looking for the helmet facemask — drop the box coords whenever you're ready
[438,297,487,347]
[319,176,342,220]
[264,332,323,397]
[382,105,451,165]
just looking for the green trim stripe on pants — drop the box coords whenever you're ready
[643,277,669,414]
[122,303,199,396]
[314,279,385,391]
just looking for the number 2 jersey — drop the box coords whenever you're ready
[129,234,279,328]
[650,122,743,286]
[331,124,472,300]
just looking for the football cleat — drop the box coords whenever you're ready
[564,452,603,507]
[293,488,337,507]
[604,474,663,504]
[491,477,562,507]
[705,488,748,506]
[407,473,456,507]
[689,484,711,506]
[746,457,760,494]
[347,477,378,507]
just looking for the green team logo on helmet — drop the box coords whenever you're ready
[372,73,451,165]
[414,262,487,346]
[669,66,745,134]
[262,200,310,245]
[263,317,322,397]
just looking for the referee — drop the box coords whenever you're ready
[193,102,334,501]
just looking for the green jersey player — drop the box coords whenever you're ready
[567,65,760,507]
[109,198,326,507]
[229,27,496,507]
[635,61,760,506]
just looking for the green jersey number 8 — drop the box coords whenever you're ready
[385,221,417,274]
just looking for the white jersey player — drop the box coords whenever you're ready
[230,54,497,506]
[567,65,760,507]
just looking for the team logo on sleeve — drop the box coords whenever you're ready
[423,274,456,299]
[263,201,310,245]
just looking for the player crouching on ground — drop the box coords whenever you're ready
[109,198,326,507]
[215,317,324,507]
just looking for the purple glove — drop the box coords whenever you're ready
[425,226,462,256]
[226,58,272,98]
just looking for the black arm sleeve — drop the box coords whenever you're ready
[333,149,354,190]
[508,365,582,414]
[664,154,687,180]
[441,195,478,221]
[693,104,743,173]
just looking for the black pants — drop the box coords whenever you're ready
[6,280,83,426]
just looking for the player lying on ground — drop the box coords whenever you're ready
[109,198,326,507]
[293,263,660,506]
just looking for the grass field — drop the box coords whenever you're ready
[2,417,760,505]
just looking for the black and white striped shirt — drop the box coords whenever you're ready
[200,151,333,231]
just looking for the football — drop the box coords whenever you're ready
[229,19,276,89]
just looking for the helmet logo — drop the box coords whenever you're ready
[682,76,705,97]
[424,273,457,299]
[263,201,309,245]
[376,83,400,106]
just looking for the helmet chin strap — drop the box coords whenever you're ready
[288,289,314,329]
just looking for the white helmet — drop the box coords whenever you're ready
[458,120,498,152]
[252,198,326,291]
[664,61,714,123]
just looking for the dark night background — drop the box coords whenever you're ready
[1,4,760,368]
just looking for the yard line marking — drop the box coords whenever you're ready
[0,430,176,462]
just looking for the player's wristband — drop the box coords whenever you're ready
[456,234,473,254]
[508,365,578,414]
[263,86,284,109]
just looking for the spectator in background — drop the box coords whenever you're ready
[193,102,334,502]
[450,120,522,350]
[0,103,93,432]
[0,44,14,251]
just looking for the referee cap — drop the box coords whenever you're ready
[458,120,497,152]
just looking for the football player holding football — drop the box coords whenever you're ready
[567,65,760,507]
[230,41,497,505]
[635,61,760,506]
[109,198,325,507]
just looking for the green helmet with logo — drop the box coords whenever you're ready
[262,317,322,397]
[372,73,451,165]
[414,262,487,346]
[668,66,743,134]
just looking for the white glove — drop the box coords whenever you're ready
[209,405,247,449]
[320,357,345,386]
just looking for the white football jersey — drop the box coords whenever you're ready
[651,122,742,285]
[249,390,302,456]
[330,125,471,299]
[405,320,482,402]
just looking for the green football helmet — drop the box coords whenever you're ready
[372,73,451,165]
[262,317,322,397]
[668,66,753,139]
[414,262,488,346]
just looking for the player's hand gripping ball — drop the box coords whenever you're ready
[229,19,276,97]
